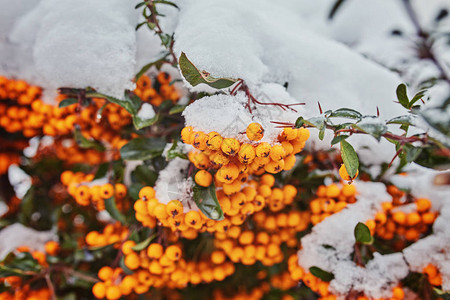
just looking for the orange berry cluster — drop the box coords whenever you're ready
[365,194,436,243]
[0,243,61,300]
[423,263,443,287]
[85,222,129,248]
[61,170,127,210]
[134,73,180,106]
[309,183,357,225]
[183,125,310,182]
[213,283,271,300]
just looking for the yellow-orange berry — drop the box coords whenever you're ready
[339,164,359,182]
[193,131,208,150]
[106,285,121,300]
[100,183,115,199]
[216,163,240,183]
[124,253,140,270]
[44,241,60,256]
[98,266,114,281]
[92,282,107,299]
[185,210,202,229]
[165,245,182,261]
[121,240,136,255]
[221,138,240,156]
[206,131,223,150]
[166,200,183,218]
[270,145,286,161]
[415,198,431,213]
[255,142,271,158]
[246,122,264,141]
[195,170,213,187]
[139,186,155,200]
[238,144,256,164]
[264,159,285,174]
[147,243,164,259]
[281,128,297,140]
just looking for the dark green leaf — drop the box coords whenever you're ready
[86,92,140,115]
[331,135,349,145]
[169,105,186,115]
[329,108,362,119]
[408,91,426,109]
[132,165,158,186]
[120,137,166,161]
[354,222,373,244]
[135,1,147,9]
[154,0,179,9]
[74,126,105,151]
[104,197,127,224]
[340,140,359,178]
[58,98,78,108]
[396,84,409,108]
[179,52,237,89]
[131,233,157,251]
[160,34,173,48]
[94,163,109,180]
[309,266,334,282]
[132,113,158,130]
[135,52,169,81]
[328,0,346,19]
[192,182,224,221]
[295,117,304,128]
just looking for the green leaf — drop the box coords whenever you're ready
[94,163,109,180]
[74,126,105,151]
[328,0,346,19]
[154,0,179,9]
[354,222,373,245]
[396,84,409,108]
[58,98,78,108]
[120,137,166,161]
[386,115,415,125]
[86,92,140,115]
[160,34,173,48]
[179,52,237,89]
[340,140,359,178]
[135,1,147,9]
[331,135,349,145]
[166,140,188,160]
[352,118,388,140]
[309,266,334,282]
[104,197,127,224]
[294,117,304,128]
[132,114,158,130]
[408,91,426,109]
[192,182,224,221]
[131,233,157,251]
[135,52,169,81]
[169,105,186,115]
[132,165,158,186]
[329,108,362,119]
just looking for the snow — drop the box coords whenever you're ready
[182,87,301,144]
[8,164,32,199]
[154,157,198,212]
[1,0,138,101]
[0,223,57,259]
[137,103,156,120]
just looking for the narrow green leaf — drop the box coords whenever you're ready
[354,222,373,245]
[328,0,346,19]
[74,126,105,151]
[179,52,237,89]
[295,117,304,128]
[132,114,158,130]
[135,1,147,9]
[192,182,224,221]
[166,140,188,160]
[86,92,140,115]
[135,52,169,81]
[104,197,127,224]
[154,0,179,9]
[58,98,78,108]
[94,163,109,180]
[132,165,158,186]
[309,266,334,282]
[408,91,426,109]
[396,84,409,108]
[120,138,166,161]
[329,108,362,119]
[340,140,359,178]
[131,233,157,251]
[331,135,349,145]
[169,105,186,115]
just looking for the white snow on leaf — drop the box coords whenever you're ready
[137,103,156,120]
[0,223,57,259]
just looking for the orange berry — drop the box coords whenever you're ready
[206,131,223,150]
[339,164,359,182]
[147,243,164,259]
[106,285,121,300]
[415,198,431,212]
[255,142,271,158]
[195,170,213,187]
[121,240,136,255]
[165,245,182,261]
[185,210,202,229]
[98,266,114,281]
[221,138,240,156]
[166,200,183,218]
[92,282,107,299]
[246,123,264,141]
[124,253,140,270]
[139,186,155,200]
[100,183,115,199]
[44,241,60,256]
[238,144,256,164]
[406,212,421,227]
[211,250,226,265]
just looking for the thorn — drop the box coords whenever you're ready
[376,106,380,117]
[318,102,323,114]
